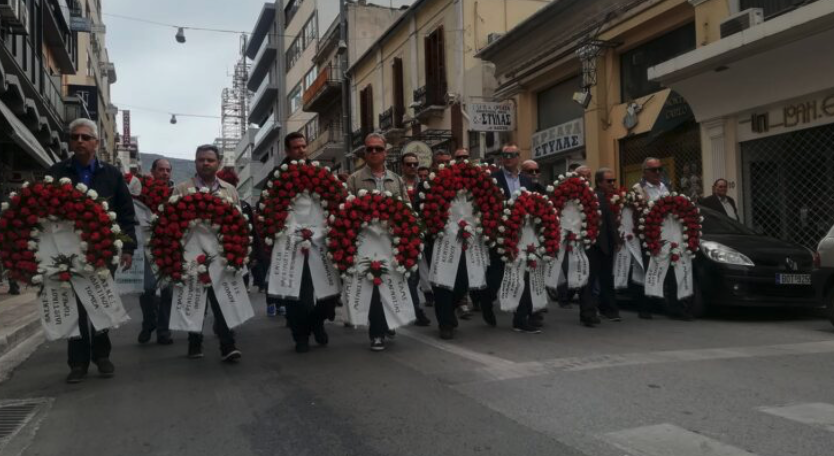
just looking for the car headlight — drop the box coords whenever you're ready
[700,241,755,266]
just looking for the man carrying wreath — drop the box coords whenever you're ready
[48,118,137,383]
[173,144,243,361]
[346,133,409,351]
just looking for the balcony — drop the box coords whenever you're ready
[413,85,446,122]
[253,114,280,154]
[302,64,341,113]
[244,3,276,59]
[308,126,345,164]
[378,106,406,142]
[351,127,368,150]
[247,35,278,91]
[42,0,75,73]
[248,78,278,125]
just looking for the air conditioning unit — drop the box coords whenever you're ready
[720,8,764,38]
[0,0,29,35]
[487,32,503,45]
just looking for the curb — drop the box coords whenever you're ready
[0,292,45,383]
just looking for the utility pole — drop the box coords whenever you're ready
[340,0,352,171]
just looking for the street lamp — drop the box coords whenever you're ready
[175,27,186,43]
[170,114,178,124]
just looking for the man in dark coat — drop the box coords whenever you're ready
[699,178,738,220]
[49,118,137,384]
[580,168,621,327]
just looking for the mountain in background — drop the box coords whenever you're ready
[140,153,193,185]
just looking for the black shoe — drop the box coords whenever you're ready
[188,341,204,359]
[295,340,310,353]
[9,284,20,295]
[591,316,602,325]
[512,322,542,334]
[601,312,622,322]
[439,327,454,340]
[558,303,573,309]
[95,358,115,378]
[482,307,497,327]
[370,337,385,351]
[221,347,242,363]
[66,366,87,384]
[414,310,431,327]
[312,325,329,346]
[137,328,153,344]
[580,318,597,328]
[157,334,174,345]
[638,312,653,320]
[385,329,396,340]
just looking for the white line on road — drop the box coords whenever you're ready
[398,329,834,385]
[603,423,760,456]
[759,403,834,432]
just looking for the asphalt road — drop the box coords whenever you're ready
[2,293,834,456]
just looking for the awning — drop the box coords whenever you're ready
[0,99,55,167]
[649,1,834,122]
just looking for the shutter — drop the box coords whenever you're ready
[393,58,404,127]
[436,26,447,104]
[424,34,434,105]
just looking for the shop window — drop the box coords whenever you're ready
[620,23,696,101]
[537,76,584,131]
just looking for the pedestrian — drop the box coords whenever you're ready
[492,144,538,332]
[172,144,243,362]
[137,158,174,346]
[632,157,670,202]
[269,132,340,353]
[431,149,452,171]
[400,152,431,327]
[49,118,137,383]
[346,133,410,350]
[521,159,545,193]
[417,166,430,181]
[699,178,738,220]
[580,168,622,327]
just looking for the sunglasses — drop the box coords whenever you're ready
[403,162,418,167]
[365,146,386,154]
[70,133,96,142]
[502,153,520,159]
[606,179,616,184]
[647,167,663,173]
[525,169,540,174]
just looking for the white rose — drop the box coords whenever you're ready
[273,170,281,178]
[98,269,111,279]
[358,189,368,197]
[112,225,121,234]
[112,256,120,265]
[281,164,288,171]
[75,183,88,193]
[188,188,196,194]
[1,202,8,211]
[27,240,37,250]
[79,241,88,250]
[109,212,117,221]
[114,240,124,250]
[87,190,99,200]
[31,275,43,284]
[197,265,208,274]
[384,191,392,198]
[265,237,274,246]
[170,195,181,204]
[44,176,54,184]
[59,177,71,185]
[366,273,374,281]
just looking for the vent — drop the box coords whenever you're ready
[720,8,764,38]
[0,399,51,454]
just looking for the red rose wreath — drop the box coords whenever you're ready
[420,161,504,246]
[497,190,561,270]
[638,193,701,262]
[327,190,423,278]
[547,172,600,251]
[258,160,347,245]
[621,189,647,242]
[0,176,124,286]
[134,174,171,214]
[149,189,251,285]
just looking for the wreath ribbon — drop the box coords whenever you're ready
[428,195,489,290]
[643,216,694,300]
[614,206,645,288]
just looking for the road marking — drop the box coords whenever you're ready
[603,423,760,456]
[399,329,834,385]
[759,403,834,432]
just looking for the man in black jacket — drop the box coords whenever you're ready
[580,168,621,327]
[49,118,137,384]
[699,178,738,220]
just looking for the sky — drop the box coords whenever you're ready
[107,0,269,160]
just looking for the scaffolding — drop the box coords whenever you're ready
[219,35,252,168]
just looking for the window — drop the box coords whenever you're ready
[286,39,301,69]
[303,14,317,49]
[537,76,584,131]
[304,66,318,91]
[285,0,303,26]
[392,58,405,128]
[359,85,374,134]
[288,83,302,113]
[740,0,813,19]
[285,14,318,71]
[303,117,318,142]
[620,23,695,101]
[423,26,447,106]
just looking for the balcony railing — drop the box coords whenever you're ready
[379,105,405,131]
[253,115,276,148]
[308,126,344,159]
[352,128,367,149]
[302,64,341,112]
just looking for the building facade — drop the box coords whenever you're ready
[348,0,553,171]
[651,0,833,248]
[302,0,409,169]
[234,127,258,205]
[479,0,703,192]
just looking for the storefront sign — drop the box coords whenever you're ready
[650,91,694,138]
[532,118,584,159]
[467,102,514,132]
[70,16,92,33]
[741,93,834,141]
[67,85,99,121]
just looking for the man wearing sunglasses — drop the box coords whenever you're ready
[347,133,409,350]
[49,118,138,383]
[400,152,432,327]
[580,168,622,327]
[635,157,670,202]
[493,144,534,201]
[401,152,421,192]
[521,160,545,194]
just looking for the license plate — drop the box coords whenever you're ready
[775,273,811,285]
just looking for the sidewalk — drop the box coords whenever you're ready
[0,284,44,383]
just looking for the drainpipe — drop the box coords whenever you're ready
[340,0,352,171]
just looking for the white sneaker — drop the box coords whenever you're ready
[370,337,385,351]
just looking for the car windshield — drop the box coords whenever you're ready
[698,206,758,236]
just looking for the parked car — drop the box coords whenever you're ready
[691,206,825,317]
[814,223,834,325]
